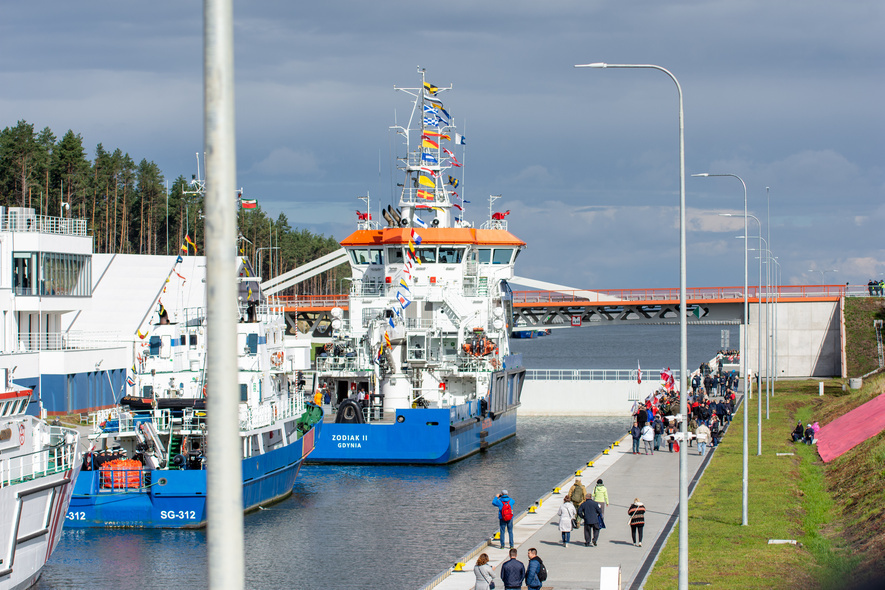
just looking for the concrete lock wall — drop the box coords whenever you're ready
[519,379,658,416]
[744,299,841,379]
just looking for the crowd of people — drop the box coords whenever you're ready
[474,363,743,589]
[629,366,738,457]
[867,279,884,296]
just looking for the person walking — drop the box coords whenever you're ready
[493,490,515,549]
[653,415,663,451]
[627,498,646,547]
[578,496,603,547]
[641,421,654,455]
[525,548,545,590]
[631,419,642,455]
[499,548,525,590]
[696,421,711,456]
[592,479,609,516]
[557,495,577,546]
[473,553,494,590]
[567,477,586,525]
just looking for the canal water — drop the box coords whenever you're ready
[37,324,729,589]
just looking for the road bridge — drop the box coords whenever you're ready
[269,282,853,378]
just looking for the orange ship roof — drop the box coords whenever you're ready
[340,228,526,247]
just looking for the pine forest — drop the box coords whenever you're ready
[0,120,349,296]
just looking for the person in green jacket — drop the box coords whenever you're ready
[592,479,609,516]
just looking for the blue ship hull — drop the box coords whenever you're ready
[65,423,320,528]
[307,404,517,464]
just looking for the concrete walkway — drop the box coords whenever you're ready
[428,421,725,590]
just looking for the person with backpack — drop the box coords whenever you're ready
[524,548,546,590]
[567,477,586,525]
[493,490,515,549]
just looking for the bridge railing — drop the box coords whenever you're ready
[526,368,682,381]
[511,284,850,304]
[269,284,864,309]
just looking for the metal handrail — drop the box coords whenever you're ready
[0,440,78,488]
[525,368,682,382]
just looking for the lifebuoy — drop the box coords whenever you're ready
[271,351,284,368]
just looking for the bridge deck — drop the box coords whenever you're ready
[271,285,845,312]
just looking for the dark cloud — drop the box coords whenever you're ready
[1,0,882,287]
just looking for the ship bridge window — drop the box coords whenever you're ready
[387,247,404,264]
[477,248,492,264]
[149,335,161,356]
[415,247,437,263]
[349,249,383,265]
[437,247,464,264]
[492,248,514,265]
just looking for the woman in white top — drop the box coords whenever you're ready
[473,553,495,590]
[557,495,578,546]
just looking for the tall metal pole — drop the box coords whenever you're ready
[204,0,244,588]
[693,172,748,526]
[765,187,771,418]
[744,222,766,456]
[576,61,689,590]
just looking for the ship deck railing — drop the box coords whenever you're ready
[0,431,78,488]
[239,394,306,431]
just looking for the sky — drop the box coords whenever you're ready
[2,1,883,290]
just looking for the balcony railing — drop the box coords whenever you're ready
[14,331,128,352]
[1,212,87,236]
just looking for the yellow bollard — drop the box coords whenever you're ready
[575,469,583,477]
[613,440,620,446]
[529,505,537,513]
[603,448,609,455]
[494,532,500,540]
[553,486,561,493]
[587,461,594,467]
[453,562,466,572]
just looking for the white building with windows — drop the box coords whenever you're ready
[0,206,205,415]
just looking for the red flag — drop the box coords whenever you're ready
[637,361,642,384]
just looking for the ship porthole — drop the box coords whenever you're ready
[158,478,168,486]
[397,415,405,423]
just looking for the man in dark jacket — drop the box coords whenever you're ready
[525,548,544,590]
[578,497,603,546]
[499,548,525,590]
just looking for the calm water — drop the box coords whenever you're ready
[38,324,726,589]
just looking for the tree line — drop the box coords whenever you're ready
[0,120,348,295]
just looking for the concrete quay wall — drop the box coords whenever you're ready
[520,377,652,416]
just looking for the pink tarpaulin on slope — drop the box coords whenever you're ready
[816,392,885,462]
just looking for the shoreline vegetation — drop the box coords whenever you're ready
[646,298,885,589]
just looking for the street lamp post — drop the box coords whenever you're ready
[765,187,772,420]
[808,268,838,287]
[696,173,749,527]
[576,62,689,589]
[743,226,767,457]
